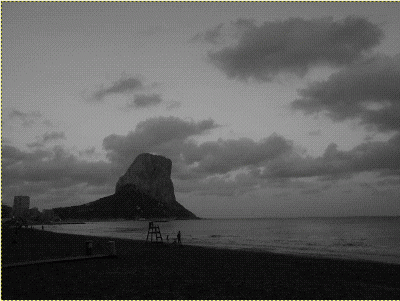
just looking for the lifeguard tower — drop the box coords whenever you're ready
[146,221,163,243]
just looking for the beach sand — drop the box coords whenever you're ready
[2,227,400,299]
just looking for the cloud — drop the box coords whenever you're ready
[2,137,12,144]
[102,114,297,181]
[2,145,52,169]
[103,116,220,166]
[259,133,400,179]
[375,177,400,187]
[208,16,383,81]
[103,116,292,178]
[181,134,293,175]
[3,145,114,186]
[300,188,321,195]
[42,119,54,127]
[8,109,42,127]
[78,146,96,157]
[308,129,321,136]
[2,142,136,208]
[190,23,224,44]
[230,18,257,37]
[174,173,259,197]
[43,131,66,142]
[27,131,66,148]
[292,54,400,132]
[91,76,143,101]
[166,100,182,111]
[4,120,290,209]
[126,94,163,109]
[4,126,399,211]
[27,141,46,148]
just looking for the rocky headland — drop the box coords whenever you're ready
[53,153,197,220]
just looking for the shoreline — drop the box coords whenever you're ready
[12,226,400,267]
[36,223,400,266]
[2,227,400,298]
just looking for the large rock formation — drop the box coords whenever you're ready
[115,153,176,205]
[53,153,198,220]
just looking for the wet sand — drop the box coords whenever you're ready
[2,227,400,299]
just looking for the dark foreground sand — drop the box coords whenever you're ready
[2,227,400,299]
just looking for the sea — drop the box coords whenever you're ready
[40,216,400,265]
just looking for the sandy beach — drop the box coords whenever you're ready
[2,227,400,299]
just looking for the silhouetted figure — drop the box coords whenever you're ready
[42,225,44,230]
[167,235,169,241]
[177,231,181,244]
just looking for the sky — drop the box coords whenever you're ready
[2,1,400,218]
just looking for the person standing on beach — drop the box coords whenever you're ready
[177,231,181,244]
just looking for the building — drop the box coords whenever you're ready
[2,204,13,219]
[13,196,30,218]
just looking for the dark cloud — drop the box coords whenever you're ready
[2,145,52,169]
[2,145,114,187]
[181,134,293,175]
[103,122,292,179]
[1,143,129,207]
[208,16,383,81]
[126,94,163,109]
[3,180,114,209]
[8,109,42,127]
[27,131,66,148]
[43,131,66,143]
[260,133,400,179]
[3,117,220,208]
[103,116,220,166]
[292,54,400,132]
[4,125,400,208]
[190,23,224,44]
[92,77,143,101]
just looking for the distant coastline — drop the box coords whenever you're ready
[46,216,200,224]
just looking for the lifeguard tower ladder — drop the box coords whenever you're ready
[146,222,163,243]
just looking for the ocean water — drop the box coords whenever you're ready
[42,216,400,264]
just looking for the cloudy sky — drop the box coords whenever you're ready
[3,2,400,217]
